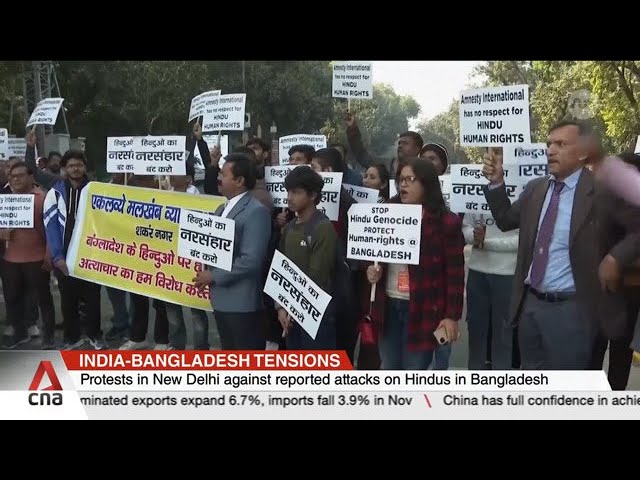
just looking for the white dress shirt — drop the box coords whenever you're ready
[221,191,248,218]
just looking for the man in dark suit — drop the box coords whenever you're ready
[193,153,271,350]
[482,120,640,370]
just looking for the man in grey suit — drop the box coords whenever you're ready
[482,120,640,370]
[193,153,271,350]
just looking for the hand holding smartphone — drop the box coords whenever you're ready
[433,326,449,345]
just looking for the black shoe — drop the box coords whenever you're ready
[105,327,130,341]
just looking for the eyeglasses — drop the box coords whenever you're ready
[9,173,29,179]
[398,175,417,185]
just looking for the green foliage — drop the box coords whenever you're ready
[322,83,420,155]
[0,61,420,174]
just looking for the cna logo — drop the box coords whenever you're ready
[28,361,63,406]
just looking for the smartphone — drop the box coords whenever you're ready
[433,326,449,345]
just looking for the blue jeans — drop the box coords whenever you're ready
[466,269,513,370]
[106,287,130,330]
[166,304,210,350]
[380,298,434,370]
[432,343,452,370]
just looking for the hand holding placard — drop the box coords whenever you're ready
[482,151,504,184]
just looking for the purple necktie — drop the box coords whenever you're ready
[530,181,565,289]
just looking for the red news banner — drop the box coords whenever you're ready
[62,351,353,370]
[6,350,635,420]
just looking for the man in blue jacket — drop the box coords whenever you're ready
[44,150,105,350]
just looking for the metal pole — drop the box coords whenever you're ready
[52,63,70,136]
[242,61,246,91]
[8,92,14,135]
[32,61,45,155]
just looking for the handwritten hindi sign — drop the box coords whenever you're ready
[178,209,235,271]
[0,129,8,160]
[319,172,343,221]
[278,135,327,166]
[264,250,332,341]
[106,136,186,176]
[0,194,34,228]
[332,61,373,99]
[67,183,225,311]
[189,90,221,121]
[26,98,65,127]
[450,164,520,214]
[344,183,379,203]
[7,138,26,158]
[504,143,549,189]
[347,203,422,265]
[459,85,531,147]
[265,166,296,208]
[202,94,246,132]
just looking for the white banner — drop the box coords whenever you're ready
[26,98,65,127]
[8,138,26,158]
[332,61,373,99]
[319,173,343,221]
[347,203,422,265]
[193,134,229,170]
[459,85,531,146]
[264,250,332,341]
[450,165,520,214]
[278,135,327,166]
[344,184,379,203]
[0,194,35,228]
[189,90,221,121]
[203,94,246,132]
[178,209,234,271]
[0,129,8,160]
[440,174,452,208]
[265,166,296,208]
[106,136,186,176]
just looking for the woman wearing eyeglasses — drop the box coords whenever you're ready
[365,158,465,370]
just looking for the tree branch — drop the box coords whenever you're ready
[612,62,640,126]
[510,61,530,85]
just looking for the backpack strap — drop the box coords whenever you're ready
[281,209,329,249]
[302,209,328,247]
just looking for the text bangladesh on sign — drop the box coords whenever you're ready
[66,182,226,311]
[347,203,422,265]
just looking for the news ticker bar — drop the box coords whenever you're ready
[4,391,640,420]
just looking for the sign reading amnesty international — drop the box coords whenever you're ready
[67,183,225,311]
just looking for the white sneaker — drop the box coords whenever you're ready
[28,325,41,338]
[154,343,170,350]
[119,340,149,350]
[265,340,280,351]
